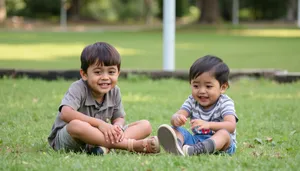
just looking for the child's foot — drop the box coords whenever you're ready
[157,124,184,156]
[85,145,109,155]
[127,136,160,153]
[183,143,206,156]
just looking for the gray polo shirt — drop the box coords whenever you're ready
[48,79,125,147]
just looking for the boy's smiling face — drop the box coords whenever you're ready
[190,72,228,109]
[80,62,120,102]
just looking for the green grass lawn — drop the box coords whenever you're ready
[0,29,300,72]
[0,77,299,170]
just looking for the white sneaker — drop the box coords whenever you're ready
[182,145,192,156]
[157,124,184,156]
[183,142,207,156]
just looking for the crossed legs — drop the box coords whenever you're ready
[66,119,158,153]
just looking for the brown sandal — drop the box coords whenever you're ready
[127,136,160,153]
[127,139,135,152]
[142,136,160,153]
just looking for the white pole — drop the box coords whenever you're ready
[232,0,239,25]
[298,0,300,28]
[60,0,67,31]
[163,0,175,71]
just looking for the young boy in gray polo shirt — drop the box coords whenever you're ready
[48,42,160,155]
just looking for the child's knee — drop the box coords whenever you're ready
[217,129,231,140]
[142,120,152,132]
[67,120,89,136]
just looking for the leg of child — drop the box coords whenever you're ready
[183,129,231,155]
[123,120,152,140]
[209,129,231,151]
[67,119,158,153]
[173,129,184,145]
[121,120,159,153]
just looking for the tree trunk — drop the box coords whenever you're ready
[144,0,153,25]
[69,0,80,21]
[286,0,297,21]
[0,0,6,24]
[197,0,220,24]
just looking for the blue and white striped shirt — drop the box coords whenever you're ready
[181,94,238,144]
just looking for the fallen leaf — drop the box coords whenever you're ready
[272,152,282,159]
[266,137,273,142]
[271,141,276,146]
[254,138,263,144]
[289,130,296,136]
[252,151,263,157]
[22,161,29,165]
[32,98,38,103]
[243,142,255,148]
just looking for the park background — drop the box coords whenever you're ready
[0,0,300,170]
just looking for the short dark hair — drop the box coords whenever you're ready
[80,42,121,72]
[189,55,230,86]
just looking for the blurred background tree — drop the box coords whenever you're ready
[1,0,298,25]
[0,0,6,24]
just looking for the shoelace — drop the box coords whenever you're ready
[192,142,206,155]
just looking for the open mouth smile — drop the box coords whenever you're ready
[98,83,111,88]
[198,96,209,102]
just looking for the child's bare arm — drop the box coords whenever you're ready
[192,115,236,133]
[171,109,189,127]
[60,105,106,127]
[210,115,236,133]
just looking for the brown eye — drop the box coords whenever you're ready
[206,85,213,89]
[94,70,103,75]
[109,71,116,75]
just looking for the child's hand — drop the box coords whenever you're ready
[98,123,121,144]
[172,114,187,127]
[113,125,124,143]
[190,119,210,130]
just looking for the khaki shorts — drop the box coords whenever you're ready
[53,126,85,152]
[53,124,129,152]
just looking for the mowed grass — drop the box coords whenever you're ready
[0,77,300,170]
[0,29,300,71]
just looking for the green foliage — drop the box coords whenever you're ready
[112,0,144,22]
[81,0,145,22]
[241,0,288,20]
[6,0,60,18]
[4,0,292,22]
[23,0,60,18]
[219,0,289,21]
[0,78,300,170]
[219,0,232,21]
[81,0,117,22]
[6,0,26,16]
[157,0,190,19]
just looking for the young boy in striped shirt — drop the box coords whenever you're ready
[158,55,238,156]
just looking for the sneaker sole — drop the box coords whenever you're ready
[99,146,109,155]
[157,124,184,156]
[87,146,109,155]
[182,145,190,156]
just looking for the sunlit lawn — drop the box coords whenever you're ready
[0,77,300,170]
[0,28,300,71]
